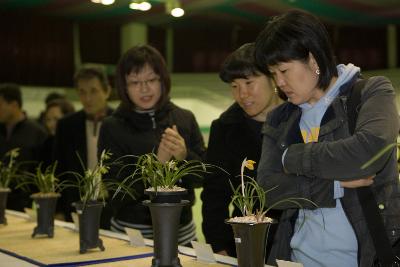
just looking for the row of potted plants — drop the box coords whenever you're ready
[0,148,284,267]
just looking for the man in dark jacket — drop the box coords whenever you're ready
[53,66,113,225]
[0,83,47,211]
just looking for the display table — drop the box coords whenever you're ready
[0,210,236,267]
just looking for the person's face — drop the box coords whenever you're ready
[268,55,323,105]
[77,77,110,116]
[126,64,162,111]
[0,96,15,124]
[231,74,275,122]
[44,106,63,135]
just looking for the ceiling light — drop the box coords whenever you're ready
[139,2,152,11]
[166,0,184,17]
[171,7,184,17]
[101,0,115,5]
[129,1,152,11]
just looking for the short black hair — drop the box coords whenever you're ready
[46,98,75,116]
[219,43,263,83]
[115,44,170,110]
[45,92,65,105]
[74,66,110,92]
[255,9,337,90]
[0,83,22,107]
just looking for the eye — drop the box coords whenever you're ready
[128,81,140,86]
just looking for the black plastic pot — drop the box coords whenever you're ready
[73,201,105,254]
[144,189,187,204]
[0,189,10,225]
[227,220,273,267]
[143,199,189,267]
[31,194,59,238]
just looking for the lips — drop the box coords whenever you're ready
[284,91,294,98]
[141,96,153,102]
[242,101,254,107]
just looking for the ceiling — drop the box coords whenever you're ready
[1,0,400,27]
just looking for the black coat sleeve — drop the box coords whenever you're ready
[201,119,235,253]
[98,119,145,203]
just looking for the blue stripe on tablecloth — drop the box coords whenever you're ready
[0,247,46,266]
[177,249,236,267]
[0,247,154,267]
[48,252,154,266]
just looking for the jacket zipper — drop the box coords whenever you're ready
[149,111,156,129]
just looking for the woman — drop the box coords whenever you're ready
[254,10,400,267]
[201,43,282,256]
[41,98,75,166]
[43,98,75,136]
[98,44,206,245]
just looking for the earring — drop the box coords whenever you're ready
[316,69,320,75]
[274,87,279,94]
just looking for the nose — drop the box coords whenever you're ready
[274,72,286,88]
[139,81,150,92]
[81,92,91,102]
[238,86,249,98]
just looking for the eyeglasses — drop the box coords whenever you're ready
[127,77,160,89]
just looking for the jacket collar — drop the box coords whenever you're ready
[219,103,248,125]
[113,101,175,130]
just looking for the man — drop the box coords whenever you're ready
[0,83,47,211]
[53,66,113,225]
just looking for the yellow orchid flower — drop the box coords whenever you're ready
[245,160,256,170]
[240,158,256,215]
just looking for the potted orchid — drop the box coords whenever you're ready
[115,152,210,267]
[17,162,64,238]
[0,148,20,225]
[227,158,313,267]
[64,149,134,254]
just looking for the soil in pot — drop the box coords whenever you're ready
[144,187,187,204]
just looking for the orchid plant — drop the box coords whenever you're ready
[64,150,135,206]
[117,153,208,193]
[17,161,64,197]
[229,158,315,223]
[0,148,20,190]
[229,158,272,223]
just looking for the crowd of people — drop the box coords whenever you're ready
[1,9,399,267]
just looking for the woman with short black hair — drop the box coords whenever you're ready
[255,10,400,267]
[201,43,282,256]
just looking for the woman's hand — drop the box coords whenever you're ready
[216,250,229,256]
[157,125,187,163]
[340,175,375,188]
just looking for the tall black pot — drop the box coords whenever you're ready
[0,189,10,225]
[143,194,189,267]
[227,220,273,267]
[74,201,105,254]
[31,194,60,238]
